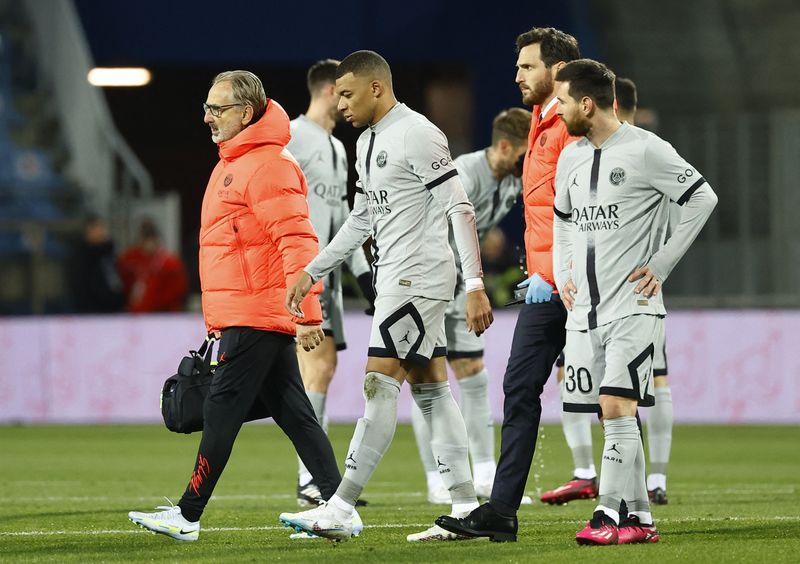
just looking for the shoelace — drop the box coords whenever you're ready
[149,497,180,516]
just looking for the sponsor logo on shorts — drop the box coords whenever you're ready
[399,279,412,287]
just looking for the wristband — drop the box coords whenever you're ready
[465,277,485,293]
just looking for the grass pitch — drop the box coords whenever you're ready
[1,423,798,562]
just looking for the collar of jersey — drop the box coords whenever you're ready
[589,121,630,150]
[297,114,330,136]
[539,96,559,120]
[369,102,405,133]
[480,148,497,179]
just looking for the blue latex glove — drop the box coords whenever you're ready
[517,273,553,304]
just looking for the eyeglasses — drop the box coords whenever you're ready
[202,103,243,117]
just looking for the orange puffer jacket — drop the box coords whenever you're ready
[522,103,579,289]
[199,100,322,334]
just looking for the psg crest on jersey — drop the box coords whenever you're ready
[609,167,626,186]
[376,150,388,168]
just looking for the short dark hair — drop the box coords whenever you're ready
[307,59,340,96]
[491,107,532,145]
[555,59,616,110]
[335,50,392,83]
[615,77,638,112]
[515,27,580,67]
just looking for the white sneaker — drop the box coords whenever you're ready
[128,503,199,541]
[427,484,450,504]
[407,523,470,542]
[279,501,353,541]
[520,495,533,505]
[288,508,363,539]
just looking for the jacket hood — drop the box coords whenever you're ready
[218,99,291,161]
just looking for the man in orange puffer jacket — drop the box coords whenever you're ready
[127,71,344,542]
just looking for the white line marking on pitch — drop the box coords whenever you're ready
[2,488,794,504]
[2,516,799,537]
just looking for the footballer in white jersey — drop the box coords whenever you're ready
[284,60,378,511]
[304,101,488,362]
[550,59,716,544]
[281,50,491,544]
[554,121,715,407]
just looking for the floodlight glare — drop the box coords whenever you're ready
[87,67,152,87]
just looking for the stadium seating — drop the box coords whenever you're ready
[0,12,85,314]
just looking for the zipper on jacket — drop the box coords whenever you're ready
[231,218,254,293]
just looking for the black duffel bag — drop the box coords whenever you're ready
[161,335,216,434]
[161,335,271,434]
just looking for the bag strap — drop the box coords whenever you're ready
[196,333,215,356]
[194,334,217,375]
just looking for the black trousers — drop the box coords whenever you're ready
[490,297,567,516]
[178,327,341,521]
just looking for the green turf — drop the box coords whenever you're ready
[1,423,798,562]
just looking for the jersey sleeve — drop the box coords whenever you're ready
[405,123,459,189]
[647,182,717,282]
[552,151,574,292]
[305,192,372,283]
[431,174,484,282]
[643,135,707,205]
[553,151,573,218]
[353,136,365,195]
[403,124,483,281]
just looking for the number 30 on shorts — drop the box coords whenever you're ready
[564,365,593,393]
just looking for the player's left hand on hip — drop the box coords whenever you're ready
[465,289,493,336]
[517,273,553,304]
[285,272,313,317]
[296,323,324,352]
[628,266,662,298]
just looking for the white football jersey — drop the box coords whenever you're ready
[306,103,481,301]
[554,123,713,330]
